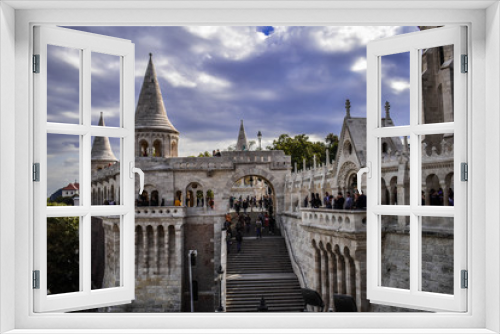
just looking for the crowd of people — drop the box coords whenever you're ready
[224,211,276,253]
[304,191,366,210]
[229,195,273,215]
[423,188,454,206]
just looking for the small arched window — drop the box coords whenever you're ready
[153,140,162,157]
[140,140,149,157]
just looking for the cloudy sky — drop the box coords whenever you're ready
[46,25,417,196]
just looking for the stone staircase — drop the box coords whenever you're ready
[225,236,304,312]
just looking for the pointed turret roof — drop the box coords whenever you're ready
[236,120,249,151]
[135,53,179,133]
[91,112,118,163]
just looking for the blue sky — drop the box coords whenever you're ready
[46,26,418,196]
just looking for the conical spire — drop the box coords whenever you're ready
[236,120,249,151]
[135,53,179,133]
[91,112,118,164]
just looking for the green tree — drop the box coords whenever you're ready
[325,133,339,160]
[197,151,211,157]
[46,204,80,295]
[267,133,336,171]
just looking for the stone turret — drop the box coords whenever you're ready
[236,120,249,151]
[91,112,118,171]
[136,53,180,158]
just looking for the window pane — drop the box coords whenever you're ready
[420,133,454,206]
[381,215,410,290]
[92,216,121,290]
[47,133,80,206]
[47,45,80,124]
[420,45,454,124]
[47,216,80,295]
[92,52,121,127]
[421,216,454,295]
[380,52,410,127]
[380,136,410,205]
[91,136,121,205]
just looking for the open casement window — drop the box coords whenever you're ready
[366,26,467,312]
[33,26,137,312]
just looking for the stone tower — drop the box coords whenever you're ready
[236,119,249,151]
[136,53,180,158]
[91,112,118,171]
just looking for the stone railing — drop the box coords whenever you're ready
[134,206,186,218]
[300,208,366,233]
[135,150,291,171]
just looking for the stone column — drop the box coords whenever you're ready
[336,250,345,294]
[314,246,321,312]
[175,224,184,275]
[441,180,448,206]
[327,250,336,311]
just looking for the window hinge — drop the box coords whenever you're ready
[461,162,468,181]
[33,270,40,289]
[461,54,468,73]
[33,54,40,73]
[33,163,40,182]
[461,270,468,289]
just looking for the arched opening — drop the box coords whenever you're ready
[153,140,162,157]
[139,190,149,207]
[140,140,149,157]
[186,190,194,207]
[346,173,357,199]
[175,191,182,206]
[196,190,204,207]
[186,183,202,208]
[229,175,275,216]
[207,189,215,209]
[151,190,159,206]
[425,174,441,206]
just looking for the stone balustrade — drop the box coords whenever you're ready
[300,208,366,233]
[134,206,187,218]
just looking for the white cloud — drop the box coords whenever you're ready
[197,73,231,89]
[351,57,367,72]
[390,80,410,93]
[184,26,267,60]
[313,26,401,53]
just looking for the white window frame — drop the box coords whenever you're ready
[33,25,136,313]
[366,26,467,312]
[0,1,498,333]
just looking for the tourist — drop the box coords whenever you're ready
[229,196,234,209]
[212,150,216,157]
[255,217,263,239]
[235,231,243,253]
[335,192,345,209]
[215,149,221,157]
[344,192,353,210]
[304,194,309,208]
[324,192,332,208]
[314,193,321,208]
[269,215,276,235]
[243,199,249,213]
[421,191,426,205]
[430,189,440,206]
[245,214,251,234]
[358,192,367,209]
[309,192,315,208]
[174,197,181,206]
[226,232,232,253]
[235,200,240,214]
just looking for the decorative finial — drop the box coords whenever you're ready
[149,53,152,59]
[385,101,391,119]
[345,99,351,118]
